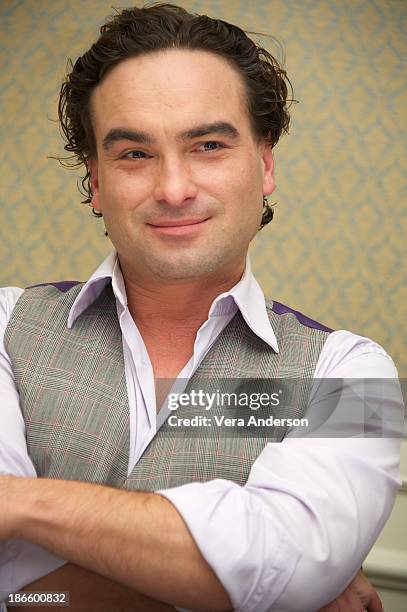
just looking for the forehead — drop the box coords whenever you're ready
[90,49,251,141]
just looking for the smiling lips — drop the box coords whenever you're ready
[148,217,209,235]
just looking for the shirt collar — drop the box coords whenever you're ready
[67,252,279,353]
[67,252,124,328]
[207,255,279,352]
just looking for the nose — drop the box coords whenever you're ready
[152,154,198,207]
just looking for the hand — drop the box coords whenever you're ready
[318,570,383,611]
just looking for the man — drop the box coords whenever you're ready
[0,3,402,611]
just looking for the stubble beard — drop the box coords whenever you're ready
[140,243,231,281]
[117,216,256,283]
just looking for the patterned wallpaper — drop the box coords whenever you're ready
[0,0,406,374]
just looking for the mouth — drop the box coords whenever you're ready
[147,217,210,236]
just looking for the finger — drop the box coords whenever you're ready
[318,601,340,611]
[366,589,384,612]
[318,590,364,612]
[345,590,365,612]
[349,571,384,612]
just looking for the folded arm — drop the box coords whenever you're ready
[0,430,399,612]
[0,475,232,611]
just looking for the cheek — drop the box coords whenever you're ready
[99,170,148,211]
[237,166,265,227]
[234,162,264,206]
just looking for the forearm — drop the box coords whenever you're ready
[4,477,232,611]
[17,563,176,611]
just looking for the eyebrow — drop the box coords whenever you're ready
[102,121,240,151]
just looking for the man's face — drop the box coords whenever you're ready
[89,49,275,285]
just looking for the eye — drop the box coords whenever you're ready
[122,150,149,160]
[198,141,224,152]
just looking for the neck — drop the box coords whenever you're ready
[120,264,245,333]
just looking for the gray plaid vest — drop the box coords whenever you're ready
[4,282,332,491]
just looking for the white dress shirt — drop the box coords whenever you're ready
[0,252,402,612]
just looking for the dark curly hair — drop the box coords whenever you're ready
[57,2,293,229]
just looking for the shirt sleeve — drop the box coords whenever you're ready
[158,331,403,612]
[0,288,66,603]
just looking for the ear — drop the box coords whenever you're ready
[87,158,101,212]
[261,144,275,197]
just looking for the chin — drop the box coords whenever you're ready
[147,255,221,281]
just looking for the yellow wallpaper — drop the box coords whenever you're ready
[0,0,406,374]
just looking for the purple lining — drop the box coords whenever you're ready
[271,300,334,333]
[27,281,81,293]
